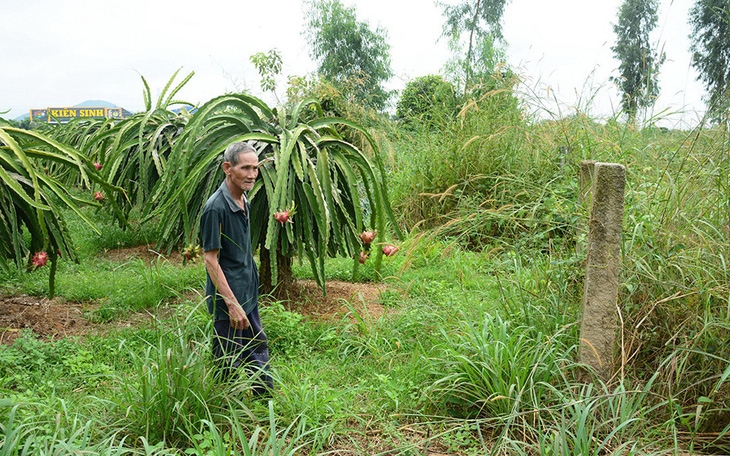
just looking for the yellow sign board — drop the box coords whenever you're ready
[29,106,127,123]
[47,107,107,123]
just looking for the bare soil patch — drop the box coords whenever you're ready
[0,295,90,344]
[0,294,172,345]
[102,244,184,264]
[280,279,392,322]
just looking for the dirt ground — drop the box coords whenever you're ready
[0,245,393,345]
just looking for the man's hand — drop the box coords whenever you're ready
[228,302,250,330]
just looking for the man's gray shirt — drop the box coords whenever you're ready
[200,181,259,319]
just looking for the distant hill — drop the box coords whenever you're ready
[74,100,119,109]
[14,100,130,121]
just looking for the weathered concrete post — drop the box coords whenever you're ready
[576,160,596,254]
[579,162,626,382]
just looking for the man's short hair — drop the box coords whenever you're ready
[224,142,258,166]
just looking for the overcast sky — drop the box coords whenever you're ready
[1,0,706,128]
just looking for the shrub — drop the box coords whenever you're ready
[396,74,457,127]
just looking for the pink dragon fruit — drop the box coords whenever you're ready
[31,251,48,268]
[360,230,376,244]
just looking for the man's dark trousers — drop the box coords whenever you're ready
[212,305,273,396]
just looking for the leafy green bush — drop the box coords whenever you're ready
[0,331,112,392]
[260,302,324,356]
[396,74,457,127]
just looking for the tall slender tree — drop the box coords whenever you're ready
[689,0,730,123]
[611,0,664,122]
[304,0,394,111]
[439,0,510,93]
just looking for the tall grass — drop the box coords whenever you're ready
[180,403,315,456]
[109,323,224,446]
[426,313,577,418]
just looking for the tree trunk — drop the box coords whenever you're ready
[464,0,482,95]
[258,247,298,300]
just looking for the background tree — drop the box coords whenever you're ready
[304,0,394,111]
[689,0,730,124]
[439,0,511,94]
[610,0,664,122]
[250,49,283,101]
[5,117,46,130]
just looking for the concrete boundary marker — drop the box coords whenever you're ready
[578,162,626,382]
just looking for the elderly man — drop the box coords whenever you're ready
[200,142,272,395]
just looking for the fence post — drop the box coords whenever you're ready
[579,162,626,382]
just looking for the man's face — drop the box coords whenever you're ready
[224,151,259,192]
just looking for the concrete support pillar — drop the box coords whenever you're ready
[579,162,626,382]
